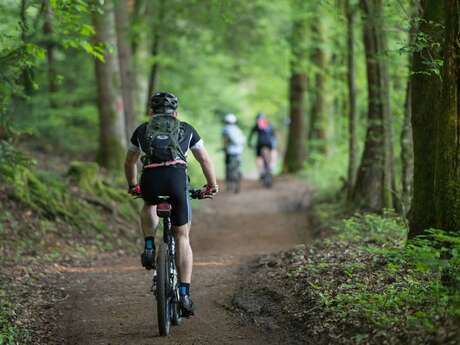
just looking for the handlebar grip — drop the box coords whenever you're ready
[189,189,213,200]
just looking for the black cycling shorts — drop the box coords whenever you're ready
[256,143,273,157]
[140,166,191,226]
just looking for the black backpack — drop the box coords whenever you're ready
[141,115,185,165]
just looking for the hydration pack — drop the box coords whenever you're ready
[141,115,185,165]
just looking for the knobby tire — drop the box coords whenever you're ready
[156,243,171,336]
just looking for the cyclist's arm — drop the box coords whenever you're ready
[247,125,256,146]
[124,150,140,187]
[192,146,217,188]
[222,135,229,149]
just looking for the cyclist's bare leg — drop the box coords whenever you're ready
[173,223,193,283]
[271,149,277,170]
[256,157,264,176]
[261,147,272,172]
[141,203,159,237]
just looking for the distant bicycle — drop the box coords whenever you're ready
[153,188,210,336]
[225,154,242,193]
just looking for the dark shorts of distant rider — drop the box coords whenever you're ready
[256,143,273,157]
[140,166,191,227]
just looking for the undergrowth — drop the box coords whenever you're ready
[0,140,141,261]
[288,209,460,344]
[0,140,143,344]
[0,279,27,345]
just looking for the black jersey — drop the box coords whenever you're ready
[128,120,203,161]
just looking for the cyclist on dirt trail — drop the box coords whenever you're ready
[124,91,218,316]
[248,112,277,179]
[222,113,246,187]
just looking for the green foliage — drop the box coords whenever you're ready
[0,141,138,242]
[0,284,27,345]
[0,305,23,345]
[303,212,460,341]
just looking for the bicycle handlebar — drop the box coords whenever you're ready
[189,188,213,200]
[130,188,213,200]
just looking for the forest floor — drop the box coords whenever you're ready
[45,176,312,345]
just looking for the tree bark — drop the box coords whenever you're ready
[131,0,150,118]
[43,0,57,104]
[309,15,329,154]
[408,0,444,237]
[352,0,393,211]
[283,12,309,173]
[114,0,136,139]
[346,0,358,202]
[93,0,127,171]
[433,0,460,232]
[145,0,165,115]
[400,2,420,215]
[400,79,414,215]
[20,0,34,95]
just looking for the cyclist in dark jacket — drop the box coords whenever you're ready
[124,92,218,316]
[248,112,276,179]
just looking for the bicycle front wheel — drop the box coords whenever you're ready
[156,243,171,336]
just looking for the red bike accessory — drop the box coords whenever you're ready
[157,203,172,217]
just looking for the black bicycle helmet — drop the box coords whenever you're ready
[150,91,178,114]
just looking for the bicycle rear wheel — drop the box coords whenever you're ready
[156,243,171,336]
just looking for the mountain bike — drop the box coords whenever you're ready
[152,188,209,336]
[225,154,242,193]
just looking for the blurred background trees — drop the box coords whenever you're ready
[1,0,459,235]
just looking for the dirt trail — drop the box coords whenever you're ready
[54,176,311,345]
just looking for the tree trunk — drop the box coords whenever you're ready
[145,0,165,115]
[131,0,150,118]
[283,13,309,173]
[284,73,308,172]
[352,0,393,211]
[400,3,420,215]
[433,0,460,232]
[346,0,358,202]
[93,0,126,171]
[43,0,57,105]
[114,0,136,139]
[309,15,329,154]
[400,80,413,215]
[20,0,34,95]
[408,1,444,237]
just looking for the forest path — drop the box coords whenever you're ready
[54,176,311,345]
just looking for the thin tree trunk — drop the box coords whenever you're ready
[346,0,358,202]
[93,0,126,171]
[433,0,460,232]
[408,0,444,237]
[352,0,393,211]
[114,0,136,139]
[20,0,34,95]
[309,15,329,154]
[145,0,165,115]
[283,14,309,173]
[131,0,147,54]
[400,2,420,216]
[146,33,160,114]
[131,0,150,118]
[43,0,57,105]
[400,81,413,215]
